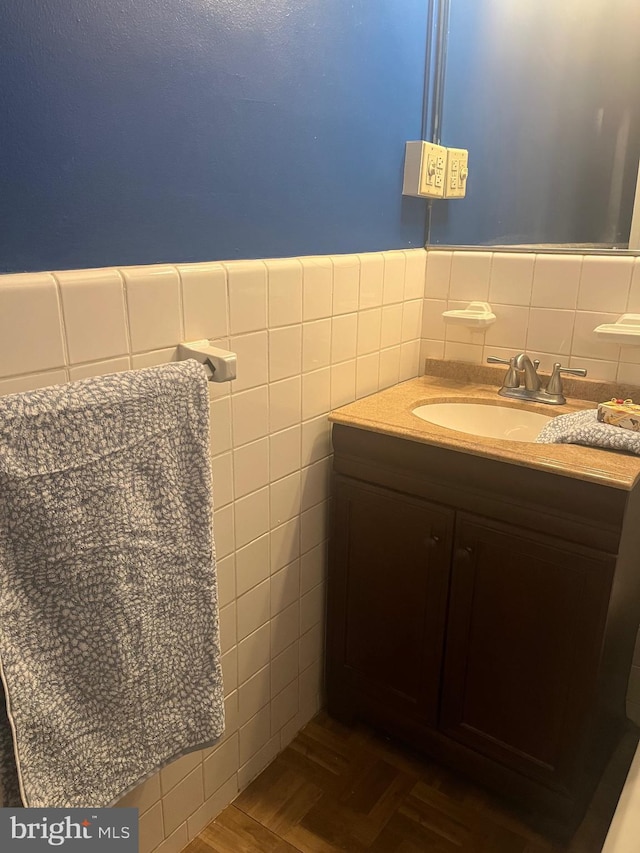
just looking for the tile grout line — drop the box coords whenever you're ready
[50,272,71,382]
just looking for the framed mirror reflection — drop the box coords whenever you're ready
[428,0,640,251]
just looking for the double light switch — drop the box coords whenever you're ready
[402,141,469,200]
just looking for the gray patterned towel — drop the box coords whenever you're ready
[0,360,224,807]
[536,408,640,455]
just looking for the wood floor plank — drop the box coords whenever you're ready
[399,792,479,848]
[409,776,485,825]
[289,723,362,774]
[188,713,636,853]
[368,811,460,853]
[340,761,419,846]
[234,757,323,835]
[341,756,413,814]
[198,806,300,853]
[286,792,377,853]
[183,838,217,853]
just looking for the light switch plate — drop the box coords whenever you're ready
[402,141,447,199]
[444,147,469,198]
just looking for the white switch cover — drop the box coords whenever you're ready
[402,141,447,199]
[444,147,469,199]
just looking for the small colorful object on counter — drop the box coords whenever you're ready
[597,398,640,431]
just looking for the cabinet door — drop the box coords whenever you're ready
[327,476,453,727]
[440,513,614,790]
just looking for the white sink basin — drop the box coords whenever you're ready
[412,402,553,443]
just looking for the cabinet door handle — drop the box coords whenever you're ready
[425,534,441,550]
[456,546,473,561]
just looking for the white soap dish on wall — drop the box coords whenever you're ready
[593,315,640,346]
[442,301,496,328]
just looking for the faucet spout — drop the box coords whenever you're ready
[514,353,541,391]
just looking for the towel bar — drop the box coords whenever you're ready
[178,341,237,382]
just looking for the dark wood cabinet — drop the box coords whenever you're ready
[327,424,640,830]
[441,514,614,791]
[329,479,453,727]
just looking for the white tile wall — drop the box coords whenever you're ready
[383,251,406,304]
[123,266,182,352]
[301,256,333,320]
[0,273,66,377]
[179,263,228,341]
[358,253,384,309]
[267,259,303,327]
[421,247,640,727]
[21,245,640,832]
[57,268,129,363]
[332,255,360,314]
[0,248,425,851]
[421,249,640,384]
[226,261,268,334]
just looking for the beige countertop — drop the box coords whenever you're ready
[329,361,640,491]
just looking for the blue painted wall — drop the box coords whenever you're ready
[431,0,640,247]
[0,1,428,273]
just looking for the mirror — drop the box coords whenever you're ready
[428,0,640,250]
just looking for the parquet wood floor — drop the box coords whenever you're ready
[185,712,637,853]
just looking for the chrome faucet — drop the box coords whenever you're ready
[513,353,541,391]
[487,353,587,405]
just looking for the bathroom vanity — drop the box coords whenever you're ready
[326,363,640,831]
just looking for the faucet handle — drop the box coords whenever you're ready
[487,355,519,389]
[546,363,587,395]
